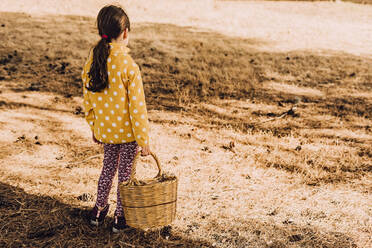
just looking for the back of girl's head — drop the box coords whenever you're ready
[87,5,130,92]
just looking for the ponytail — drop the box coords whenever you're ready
[87,38,110,92]
[86,5,130,92]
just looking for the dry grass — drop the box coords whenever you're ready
[1,12,370,184]
[0,5,371,248]
[1,0,372,55]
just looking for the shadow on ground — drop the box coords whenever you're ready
[0,182,212,247]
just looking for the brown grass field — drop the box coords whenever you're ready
[0,1,371,247]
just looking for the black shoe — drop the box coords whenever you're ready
[112,215,130,233]
[89,204,109,226]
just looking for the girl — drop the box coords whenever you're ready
[81,5,151,233]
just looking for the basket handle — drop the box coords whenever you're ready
[128,151,163,185]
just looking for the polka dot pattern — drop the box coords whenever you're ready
[82,42,149,146]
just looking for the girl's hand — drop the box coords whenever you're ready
[141,145,151,156]
[92,132,101,145]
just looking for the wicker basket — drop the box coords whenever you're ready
[119,152,178,229]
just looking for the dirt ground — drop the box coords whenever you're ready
[0,1,371,248]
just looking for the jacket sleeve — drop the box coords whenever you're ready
[82,60,95,132]
[83,87,95,132]
[126,59,150,147]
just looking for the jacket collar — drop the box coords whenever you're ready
[109,42,130,53]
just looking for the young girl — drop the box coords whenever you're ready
[81,5,151,233]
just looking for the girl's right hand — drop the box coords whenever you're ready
[141,145,151,156]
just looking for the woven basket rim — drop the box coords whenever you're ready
[120,177,178,188]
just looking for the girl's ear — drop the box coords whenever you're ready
[123,28,128,40]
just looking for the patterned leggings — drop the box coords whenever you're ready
[95,141,138,216]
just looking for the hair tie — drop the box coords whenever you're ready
[102,34,108,39]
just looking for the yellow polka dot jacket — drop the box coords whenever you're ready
[81,43,149,147]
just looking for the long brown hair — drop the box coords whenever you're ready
[87,5,130,92]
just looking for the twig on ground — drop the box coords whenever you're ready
[259,105,298,124]
[66,154,103,166]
